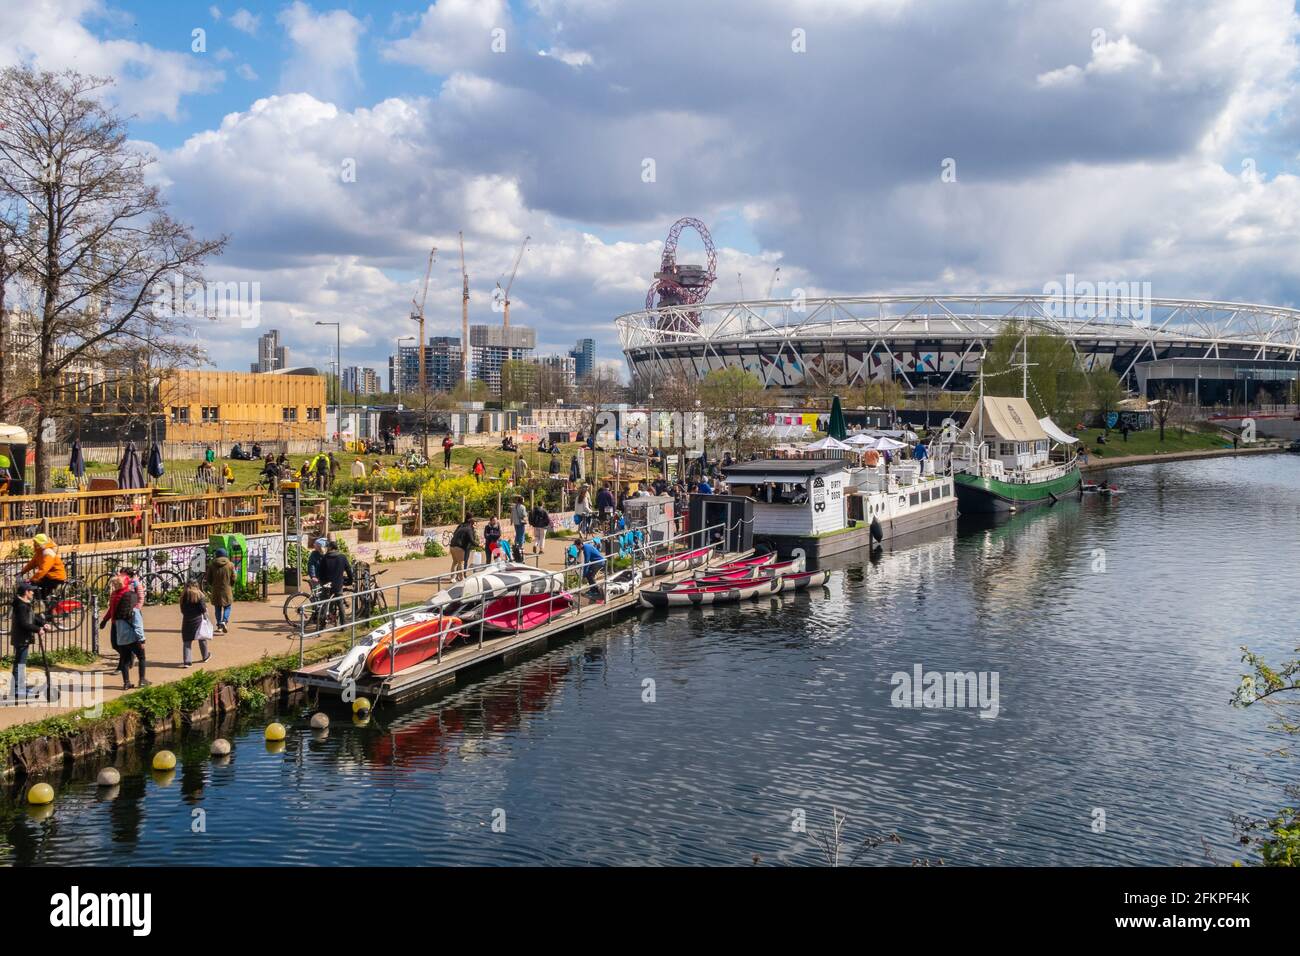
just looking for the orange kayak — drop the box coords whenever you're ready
[364,616,463,675]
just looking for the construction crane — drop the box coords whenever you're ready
[411,245,436,459]
[497,235,530,333]
[765,266,781,298]
[459,232,470,386]
[411,245,436,395]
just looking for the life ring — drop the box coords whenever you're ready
[864,450,881,467]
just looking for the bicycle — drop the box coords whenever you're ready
[0,578,89,632]
[88,566,184,606]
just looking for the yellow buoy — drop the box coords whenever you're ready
[352,697,371,716]
[26,782,54,805]
[151,750,176,771]
[265,722,286,741]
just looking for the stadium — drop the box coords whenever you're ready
[617,292,1300,405]
[619,220,1300,405]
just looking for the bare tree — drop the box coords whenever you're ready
[577,367,622,480]
[654,372,700,481]
[1151,389,1176,442]
[0,67,227,490]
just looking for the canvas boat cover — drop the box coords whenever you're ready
[1037,416,1078,444]
[960,397,1049,443]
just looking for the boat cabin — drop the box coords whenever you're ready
[953,396,1054,479]
[722,459,849,537]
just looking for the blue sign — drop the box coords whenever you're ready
[1105,412,1119,429]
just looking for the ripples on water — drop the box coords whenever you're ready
[4,455,1298,866]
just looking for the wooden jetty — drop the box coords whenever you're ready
[292,549,750,704]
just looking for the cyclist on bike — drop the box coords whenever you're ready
[22,533,67,605]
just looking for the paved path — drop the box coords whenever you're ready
[1080,443,1281,473]
[0,535,576,731]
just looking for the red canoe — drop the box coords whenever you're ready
[365,616,464,675]
[482,591,574,633]
[713,552,777,571]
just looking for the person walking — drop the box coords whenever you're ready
[10,583,45,699]
[328,452,340,488]
[529,500,552,555]
[206,548,235,634]
[449,517,479,572]
[510,495,528,554]
[100,569,146,689]
[473,457,486,483]
[442,434,454,469]
[179,582,212,667]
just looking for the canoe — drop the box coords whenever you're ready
[776,569,829,593]
[713,552,777,572]
[327,610,448,683]
[692,554,806,585]
[428,563,559,620]
[482,591,574,633]
[647,545,714,575]
[639,577,779,608]
[365,616,464,675]
[604,567,642,597]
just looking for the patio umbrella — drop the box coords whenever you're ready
[68,439,85,479]
[844,433,879,448]
[146,443,165,481]
[828,396,848,440]
[804,436,853,451]
[873,437,907,452]
[117,441,145,490]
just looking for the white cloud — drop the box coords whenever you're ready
[383,0,511,73]
[0,0,223,120]
[236,62,258,81]
[230,7,261,36]
[278,2,365,103]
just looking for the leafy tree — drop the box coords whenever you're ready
[982,323,1086,424]
[699,366,765,458]
[1232,646,1300,866]
[1087,366,1126,431]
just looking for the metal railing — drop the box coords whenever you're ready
[293,519,737,672]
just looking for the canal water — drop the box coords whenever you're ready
[4,454,1297,866]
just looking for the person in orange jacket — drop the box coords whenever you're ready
[22,533,67,604]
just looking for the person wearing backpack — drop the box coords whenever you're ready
[528,501,552,555]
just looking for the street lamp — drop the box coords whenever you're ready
[316,321,341,447]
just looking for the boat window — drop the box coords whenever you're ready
[909,493,919,506]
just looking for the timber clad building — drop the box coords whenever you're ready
[162,370,327,444]
[58,368,328,447]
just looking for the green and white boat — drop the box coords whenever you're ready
[949,394,1082,514]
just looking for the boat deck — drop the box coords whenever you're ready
[292,550,749,704]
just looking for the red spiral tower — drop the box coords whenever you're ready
[645,217,717,332]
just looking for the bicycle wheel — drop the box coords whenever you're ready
[283,590,312,626]
[143,569,183,603]
[46,586,87,632]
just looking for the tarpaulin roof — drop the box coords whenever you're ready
[1038,417,1078,444]
[960,397,1049,443]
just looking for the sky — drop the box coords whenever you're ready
[2,0,1299,380]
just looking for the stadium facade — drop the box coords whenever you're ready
[617,294,1300,403]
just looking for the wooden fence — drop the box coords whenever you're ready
[0,487,281,557]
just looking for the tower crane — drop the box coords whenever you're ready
[459,232,470,386]
[497,235,530,333]
[411,245,436,396]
